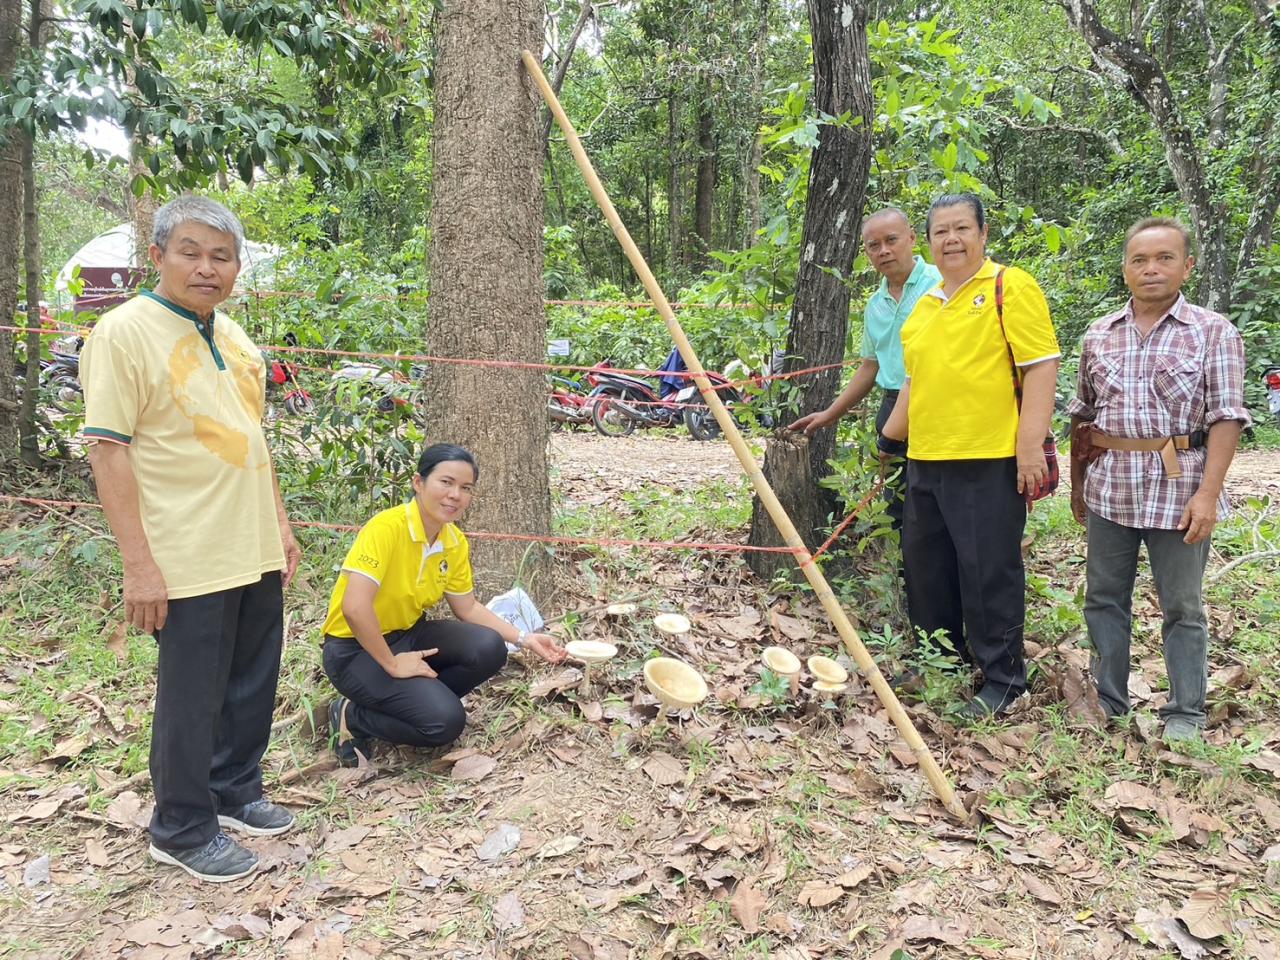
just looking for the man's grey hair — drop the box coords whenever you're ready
[152,195,245,260]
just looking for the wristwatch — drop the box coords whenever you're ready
[515,630,528,648]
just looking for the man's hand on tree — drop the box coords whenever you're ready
[787,408,836,436]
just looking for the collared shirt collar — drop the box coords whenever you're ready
[1104,292,1191,329]
[924,258,997,302]
[404,501,452,556]
[142,288,213,327]
[871,255,933,303]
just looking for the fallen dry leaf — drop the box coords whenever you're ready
[900,914,971,945]
[536,835,582,859]
[493,891,525,931]
[476,823,522,862]
[797,880,844,908]
[1177,888,1232,941]
[730,877,767,933]
[323,825,371,853]
[1061,663,1107,724]
[105,791,146,830]
[642,753,685,786]
[84,838,110,867]
[1021,872,1063,906]
[106,622,128,660]
[9,797,65,823]
[835,863,874,889]
[1133,907,1214,960]
[451,754,497,781]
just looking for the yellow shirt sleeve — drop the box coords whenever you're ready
[81,326,144,445]
[444,536,474,595]
[341,514,400,585]
[1001,267,1060,366]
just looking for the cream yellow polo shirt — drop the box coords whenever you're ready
[81,291,284,599]
[322,502,474,638]
[900,260,1059,460]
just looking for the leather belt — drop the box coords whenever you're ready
[1089,431,1204,479]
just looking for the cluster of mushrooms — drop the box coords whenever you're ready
[558,605,851,731]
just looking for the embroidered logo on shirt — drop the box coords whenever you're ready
[972,294,986,307]
[439,558,449,577]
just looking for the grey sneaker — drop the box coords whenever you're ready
[1162,718,1203,744]
[218,799,295,837]
[149,832,257,883]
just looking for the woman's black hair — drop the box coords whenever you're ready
[925,193,986,237]
[417,443,478,481]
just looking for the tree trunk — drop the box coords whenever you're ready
[692,84,715,269]
[428,0,550,600]
[1061,0,1234,312]
[743,0,769,247]
[128,140,156,266]
[747,0,873,579]
[17,0,44,467]
[0,0,23,466]
[667,85,685,276]
[541,0,594,148]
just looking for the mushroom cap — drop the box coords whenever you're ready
[564,640,618,664]
[813,680,848,694]
[605,602,638,616]
[652,612,692,636]
[643,657,709,709]
[806,655,848,684]
[761,646,801,676]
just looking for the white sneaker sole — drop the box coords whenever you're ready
[148,843,257,882]
[217,813,295,837]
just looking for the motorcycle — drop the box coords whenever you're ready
[329,361,425,419]
[41,336,84,412]
[547,375,595,430]
[1265,365,1280,426]
[589,349,755,440]
[264,333,314,416]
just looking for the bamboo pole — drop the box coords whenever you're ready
[521,51,967,820]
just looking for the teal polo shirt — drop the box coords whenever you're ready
[859,256,941,391]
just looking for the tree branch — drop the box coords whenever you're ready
[1001,118,1124,156]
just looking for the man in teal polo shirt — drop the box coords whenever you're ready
[789,207,941,530]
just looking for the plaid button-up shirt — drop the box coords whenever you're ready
[1066,295,1250,530]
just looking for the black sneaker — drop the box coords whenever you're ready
[149,832,257,883]
[954,685,1022,721]
[218,799,295,837]
[329,697,372,768]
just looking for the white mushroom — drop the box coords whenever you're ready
[643,656,708,724]
[605,602,637,617]
[564,640,618,691]
[652,613,691,637]
[762,646,803,695]
[806,655,849,686]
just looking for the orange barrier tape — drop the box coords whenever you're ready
[0,494,801,555]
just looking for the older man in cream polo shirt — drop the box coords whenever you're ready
[82,195,301,882]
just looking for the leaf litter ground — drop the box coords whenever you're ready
[2,433,1279,959]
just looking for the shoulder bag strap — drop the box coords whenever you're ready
[994,267,1022,406]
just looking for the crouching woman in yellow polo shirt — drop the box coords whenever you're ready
[321,444,566,764]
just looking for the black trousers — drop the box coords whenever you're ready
[874,389,907,533]
[322,620,507,748]
[149,572,283,850]
[902,458,1027,697]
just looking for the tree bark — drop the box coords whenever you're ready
[17,0,44,466]
[1061,0,1233,311]
[743,0,769,247]
[541,0,594,148]
[667,85,685,275]
[0,0,23,466]
[747,0,873,578]
[692,84,715,271]
[428,0,551,600]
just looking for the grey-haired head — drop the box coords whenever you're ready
[152,196,244,262]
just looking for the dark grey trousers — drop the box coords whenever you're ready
[1084,510,1211,726]
[149,572,283,850]
[874,389,907,533]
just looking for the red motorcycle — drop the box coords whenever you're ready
[547,374,595,430]
[589,351,755,440]
[265,333,314,416]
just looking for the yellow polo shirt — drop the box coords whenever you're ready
[900,260,1059,460]
[322,502,475,638]
[81,291,284,599]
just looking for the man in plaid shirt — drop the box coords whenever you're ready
[1067,217,1250,742]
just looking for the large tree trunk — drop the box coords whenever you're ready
[692,83,715,269]
[747,0,873,579]
[428,0,550,600]
[17,0,44,466]
[0,0,23,466]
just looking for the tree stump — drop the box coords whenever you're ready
[746,432,836,581]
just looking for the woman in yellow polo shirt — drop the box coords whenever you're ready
[322,443,566,764]
[883,194,1060,720]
